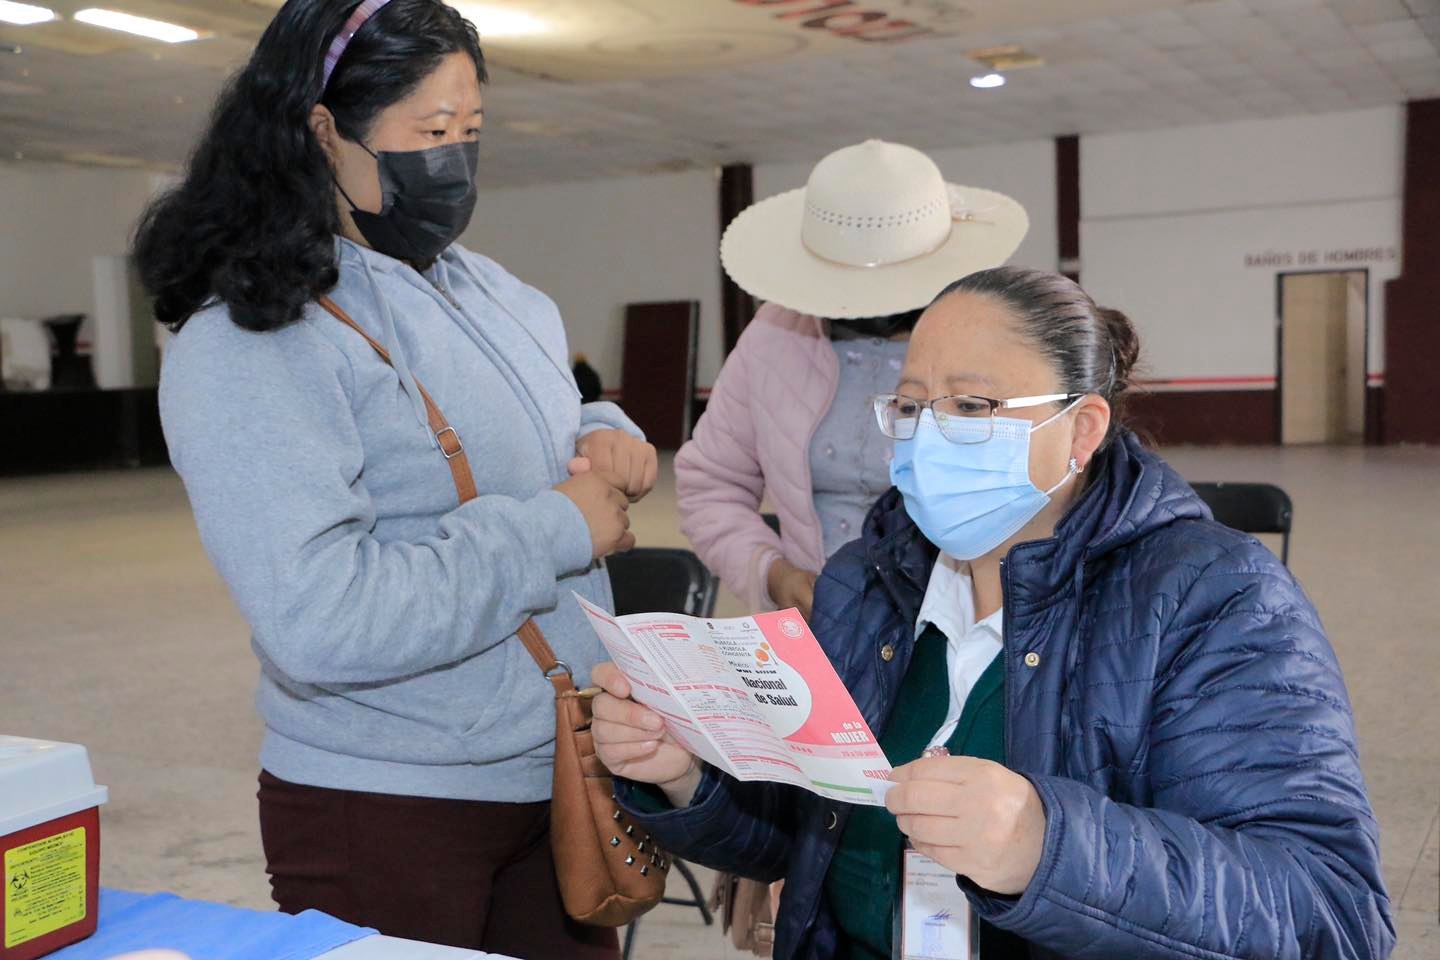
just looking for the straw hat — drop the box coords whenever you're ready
[720,139,1028,319]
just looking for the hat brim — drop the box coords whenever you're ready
[720,184,1029,319]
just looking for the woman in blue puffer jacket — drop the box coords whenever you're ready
[591,266,1394,960]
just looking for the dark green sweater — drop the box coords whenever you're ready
[826,623,1021,959]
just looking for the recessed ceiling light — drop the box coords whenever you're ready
[73,8,199,43]
[970,73,1006,89]
[0,1,55,26]
[452,4,548,38]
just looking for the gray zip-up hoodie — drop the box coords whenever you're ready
[161,238,641,802]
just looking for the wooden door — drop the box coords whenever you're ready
[619,301,699,451]
[1281,273,1351,444]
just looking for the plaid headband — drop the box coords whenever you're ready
[321,0,394,94]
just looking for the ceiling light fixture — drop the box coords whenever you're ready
[73,8,199,43]
[452,4,548,38]
[970,73,1006,89]
[0,1,55,26]
[968,45,1044,72]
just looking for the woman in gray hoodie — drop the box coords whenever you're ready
[133,1,652,955]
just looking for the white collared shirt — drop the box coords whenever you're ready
[914,552,1004,750]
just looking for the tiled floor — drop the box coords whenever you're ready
[2,444,1437,958]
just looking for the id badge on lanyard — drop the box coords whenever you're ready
[893,847,980,960]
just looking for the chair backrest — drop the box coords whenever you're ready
[607,547,719,619]
[1189,481,1294,565]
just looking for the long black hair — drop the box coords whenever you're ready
[133,0,486,332]
[932,267,1141,445]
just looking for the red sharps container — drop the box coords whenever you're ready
[0,737,109,960]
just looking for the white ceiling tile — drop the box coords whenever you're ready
[1124,9,1192,29]
[1171,44,1244,65]
[1083,31,1153,55]
[1005,26,1067,46]
[1368,35,1439,56]
[1353,16,1429,39]
[1323,59,1398,80]
[1191,59,1262,77]
[1316,45,1384,65]
[1238,90,1306,107]
[1249,0,1326,9]
[1066,17,1126,36]
[1137,22,1214,47]
[1349,74,1409,90]
[1191,13,1272,38]
[1269,8,1354,36]
[1252,52,1318,70]
[1182,0,1259,19]
[1384,54,1440,75]
[1331,0,1418,24]
[1210,73,1267,92]
[1094,71,1156,91]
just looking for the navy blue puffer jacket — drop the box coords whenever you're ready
[620,431,1394,959]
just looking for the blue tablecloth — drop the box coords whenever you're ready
[51,889,376,960]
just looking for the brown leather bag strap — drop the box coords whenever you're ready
[319,295,560,683]
[519,619,575,693]
[318,296,477,504]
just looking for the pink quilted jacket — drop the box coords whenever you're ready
[675,304,839,610]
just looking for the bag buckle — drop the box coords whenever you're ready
[546,659,573,679]
[435,426,464,460]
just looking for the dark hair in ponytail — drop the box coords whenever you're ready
[133,0,485,333]
[931,266,1141,445]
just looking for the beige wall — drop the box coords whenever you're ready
[0,165,160,319]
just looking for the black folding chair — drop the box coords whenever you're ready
[607,547,718,620]
[606,548,717,957]
[1190,481,1294,566]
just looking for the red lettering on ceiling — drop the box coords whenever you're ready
[802,11,888,29]
[774,0,858,16]
[732,0,934,44]
[846,20,931,42]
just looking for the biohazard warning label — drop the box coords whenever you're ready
[5,828,87,948]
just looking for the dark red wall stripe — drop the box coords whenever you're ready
[1126,390,1278,446]
[1123,387,1389,448]
[719,164,757,356]
[1056,134,1080,282]
[1383,98,1440,445]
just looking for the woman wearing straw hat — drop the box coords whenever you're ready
[676,140,1028,618]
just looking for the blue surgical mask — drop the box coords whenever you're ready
[889,403,1081,560]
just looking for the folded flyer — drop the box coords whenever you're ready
[575,594,894,806]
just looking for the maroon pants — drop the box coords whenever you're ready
[258,771,619,959]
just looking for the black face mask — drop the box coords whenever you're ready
[341,140,480,265]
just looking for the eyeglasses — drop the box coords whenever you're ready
[871,392,1084,444]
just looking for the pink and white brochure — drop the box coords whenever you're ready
[576,594,895,806]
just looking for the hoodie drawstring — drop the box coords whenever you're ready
[355,251,435,441]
